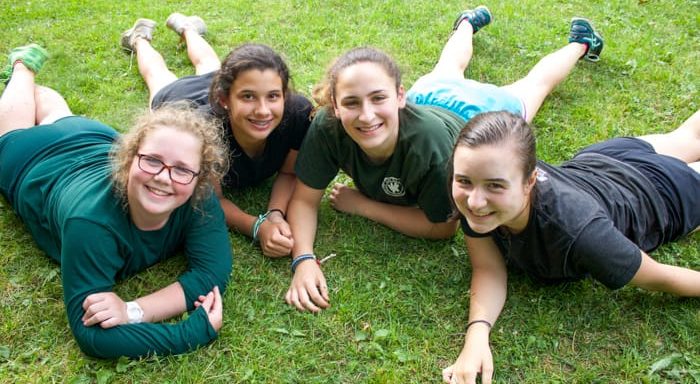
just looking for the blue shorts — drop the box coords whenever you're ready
[406,74,526,122]
[578,137,700,238]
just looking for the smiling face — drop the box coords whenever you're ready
[451,142,536,234]
[220,68,285,155]
[127,125,202,230]
[332,61,406,162]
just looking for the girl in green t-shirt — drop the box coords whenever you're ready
[0,45,232,358]
[285,6,604,313]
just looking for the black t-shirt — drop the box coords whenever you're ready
[150,71,313,189]
[462,153,668,289]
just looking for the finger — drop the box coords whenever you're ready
[298,288,322,313]
[442,366,453,383]
[213,286,222,313]
[82,293,103,310]
[273,233,294,248]
[200,291,215,311]
[481,366,494,384]
[99,316,122,329]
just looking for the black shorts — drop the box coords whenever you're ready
[150,71,216,110]
[578,137,700,238]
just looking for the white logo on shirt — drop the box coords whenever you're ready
[382,177,405,197]
[536,167,548,182]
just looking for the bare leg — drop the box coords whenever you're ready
[35,85,72,125]
[0,63,36,136]
[638,110,700,164]
[501,43,586,122]
[133,38,178,107]
[182,29,221,75]
[429,22,475,78]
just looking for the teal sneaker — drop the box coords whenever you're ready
[452,5,492,34]
[0,43,49,84]
[166,13,207,37]
[568,17,604,62]
[121,18,156,52]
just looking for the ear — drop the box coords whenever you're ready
[217,93,230,112]
[397,84,407,108]
[524,169,537,195]
[332,96,340,117]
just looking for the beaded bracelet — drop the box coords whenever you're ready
[252,209,287,241]
[290,254,319,273]
[466,319,492,331]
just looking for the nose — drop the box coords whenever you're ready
[152,167,171,183]
[467,187,487,211]
[358,102,375,123]
[255,99,271,116]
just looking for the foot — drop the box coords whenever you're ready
[166,13,207,36]
[568,17,604,62]
[0,43,49,84]
[452,5,492,33]
[121,18,157,52]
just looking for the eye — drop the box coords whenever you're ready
[142,155,163,167]
[371,94,388,103]
[341,99,359,109]
[487,182,505,191]
[239,92,255,101]
[171,166,195,177]
[268,92,282,101]
[455,177,472,186]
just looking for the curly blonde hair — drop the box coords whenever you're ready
[110,102,229,207]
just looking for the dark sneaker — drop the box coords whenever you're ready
[568,17,604,62]
[0,43,49,84]
[166,13,207,36]
[452,5,492,33]
[121,18,156,52]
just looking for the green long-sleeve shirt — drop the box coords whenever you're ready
[0,116,232,358]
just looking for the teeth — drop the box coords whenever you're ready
[357,123,380,132]
[147,186,171,196]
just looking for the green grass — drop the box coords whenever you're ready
[1,0,699,383]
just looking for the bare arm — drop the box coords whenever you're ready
[443,235,508,384]
[329,183,458,239]
[629,250,700,296]
[82,282,187,328]
[284,180,330,312]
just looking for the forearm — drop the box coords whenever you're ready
[219,196,256,236]
[135,282,187,323]
[288,183,324,256]
[355,198,457,239]
[268,172,296,212]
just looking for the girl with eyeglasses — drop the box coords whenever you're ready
[0,45,231,358]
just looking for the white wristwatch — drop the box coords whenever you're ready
[126,301,144,324]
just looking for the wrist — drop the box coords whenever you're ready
[291,253,319,273]
[126,301,144,324]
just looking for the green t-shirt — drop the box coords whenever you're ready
[2,117,232,358]
[295,103,464,222]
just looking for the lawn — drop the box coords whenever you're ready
[1,0,699,383]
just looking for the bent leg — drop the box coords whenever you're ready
[638,110,700,164]
[501,43,586,122]
[182,29,221,75]
[35,85,72,125]
[0,63,36,135]
[133,39,178,107]
[429,22,475,78]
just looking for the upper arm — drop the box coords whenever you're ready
[465,235,507,274]
[629,251,700,296]
[279,149,298,175]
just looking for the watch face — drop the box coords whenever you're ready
[127,302,143,323]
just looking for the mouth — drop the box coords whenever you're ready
[248,118,274,130]
[146,185,173,197]
[355,122,382,134]
[467,209,494,219]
